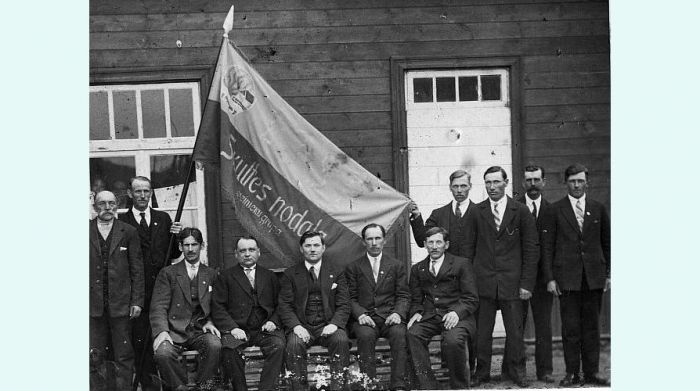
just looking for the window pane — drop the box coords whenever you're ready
[481,75,502,101]
[150,154,197,209]
[436,77,456,102]
[458,77,478,101]
[113,91,138,139]
[413,78,433,103]
[90,91,110,140]
[90,156,136,210]
[169,89,195,137]
[142,89,166,138]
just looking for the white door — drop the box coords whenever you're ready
[405,68,512,336]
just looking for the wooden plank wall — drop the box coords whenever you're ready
[90,0,611,337]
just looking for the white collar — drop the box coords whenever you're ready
[366,252,383,263]
[186,260,200,269]
[429,254,445,265]
[131,207,151,222]
[489,196,507,209]
[305,260,322,272]
[568,193,586,208]
[241,263,257,271]
[452,199,470,213]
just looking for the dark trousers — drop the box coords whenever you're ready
[475,298,525,382]
[285,324,350,391]
[407,316,471,389]
[352,316,408,389]
[153,332,222,388]
[90,314,135,391]
[132,307,160,390]
[501,285,554,378]
[221,329,286,391]
[559,284,603,377]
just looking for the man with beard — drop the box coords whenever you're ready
[90,190,145,390]
[150,228,222,391]
[212,236,285,391]
[502,165,555,382]
[121,176,182,390]
[541,164,610,386]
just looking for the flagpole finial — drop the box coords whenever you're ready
[223,5,234,38]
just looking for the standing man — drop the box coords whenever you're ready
[278,231,351,391]
[121,176,182,390]
[409,170,475,257]
[90,190,145,390]
[406,227,479,390]
[346,224,410,390]
[150,228,222,391]
[465,166,539,387]
[502,165,555,382]
[211,236,286,391]
[541,164,610,386]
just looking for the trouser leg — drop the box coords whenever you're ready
[580,288,603,377]
[531,286,554,378]
[500,299,526,382]
[154,341,187,388]
[222,344,248,391]
[321,329,350,391]
[352,322,378,380]
[132,309,160,390]
[501,299,529,379]
[109,316,135,390]
[441,321,471,389]
[186,332,222,384]
[256,330,286,391]
[560,290,583,375]
[285,332,308,391]
[407,317,440,389]
[384,323,408,389]
[90,315,111,391]
[475,297,497,380]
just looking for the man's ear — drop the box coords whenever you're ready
[127,189,134,199]
[444,240,450,250]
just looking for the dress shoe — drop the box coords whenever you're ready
[537,374,555,383]
[583,373,610,386]
[512,377,530,388]
[559,373,581,387]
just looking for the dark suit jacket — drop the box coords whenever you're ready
[463,197,539,299]
[119,208,181,305]
[149,261,218,343]
[211,264,281,332]
[346,253,410,322]
[278,261,351,332]
[410,201,475,257]
[541,196,610,291]
[516,195,552,286]
[408,253,479,336]
[89,219,145,318]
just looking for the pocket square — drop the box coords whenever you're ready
[208,286,213,292]
[120,246,127,251]
[331,283,338,290]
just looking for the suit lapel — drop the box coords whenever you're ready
[109,221,125,256]
[90,220,101,254]
[176,261,193,305]
[232,266,254,298]
[293,264,309,312]
[197,266,209,300]
[498,198,518,236]
[561,199,580,233]
[319,262,331,310]
[375,257,390,288]
[479,202,498,232]
[359,256,377,290]
[436,254,453,280]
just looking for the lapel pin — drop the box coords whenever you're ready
[380,271,384,275]
[586,212,591,216]
[329,274,333,279]
[154,222,158,226]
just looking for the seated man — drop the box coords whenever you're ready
[346,223,409,390]
[212,236,285,391]
[150,228,222,391]
[407,227,479,390]
[278,231,351,391]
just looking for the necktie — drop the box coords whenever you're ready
[455,204,462,218]
[244,268,255,288]
[139,212,148,229]
[371,258,379,282]
[493,203,501,231]
[575,200,584,232]
[532,202,538,219]
[430,260,437,277]
[309,266,317,282]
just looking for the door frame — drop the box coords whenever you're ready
[390,56,523,268]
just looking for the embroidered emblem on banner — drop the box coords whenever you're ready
[221,65,255,116]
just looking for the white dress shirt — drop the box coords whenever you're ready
[186,260,200,280]
[367,253,383,280]
[452,199,470,216]
[568,194,587,215]
[305,260,322,279]
[131,207,151,226]
[525,194,542,218]
[429,254,445,276]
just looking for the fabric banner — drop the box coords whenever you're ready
[193,11,410,269]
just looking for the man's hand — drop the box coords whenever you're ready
[293,325,311,344]
[129,306,142,319]
[170,222,183,235]
[231,328,248,341]
[519,288,532,300]
[442,311,459,330]
[604,278,611,292]
[385,313,401,326]
[408,199,421,219]
[407,313,422,329]
[261,321,277,332]
[153,331,173,352]
[358,314,376,327]
[202,321,221,338]
[321,324,338,337]
[547,280,561,296]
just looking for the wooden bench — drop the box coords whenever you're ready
[180,335,468,390]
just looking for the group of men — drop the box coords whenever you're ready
[89,163,610,390]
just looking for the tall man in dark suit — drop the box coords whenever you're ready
[90,190,145,390]
[212,236,285,391]
[409,170,475,258]
[121,176,182,390]
[278,231,351,391]
[465,166,539,388]
[346,224,410,390]
[150,228,222,391]
[406,227,479,390]
[541,164,610,386]
[502,165,555,382]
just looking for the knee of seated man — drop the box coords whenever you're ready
[327,329,349,345]
[286,333,306,350]
[441,330,465,347]
[200,333,222,353]
[354,325,377,341]
[387,323,407,338]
